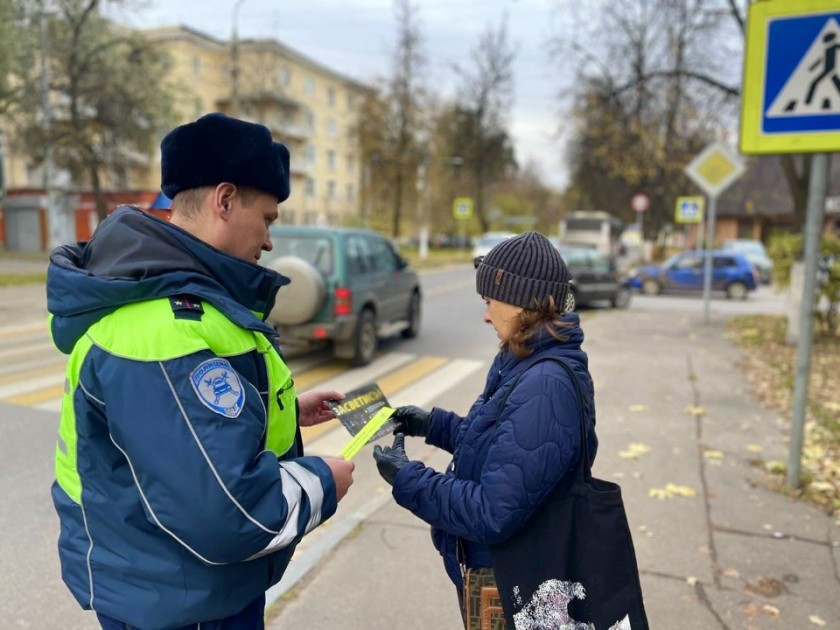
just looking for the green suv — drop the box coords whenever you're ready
[261,226,422,366]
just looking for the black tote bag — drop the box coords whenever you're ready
[489,356,648,629]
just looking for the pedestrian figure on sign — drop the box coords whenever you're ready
[806,32,840,106]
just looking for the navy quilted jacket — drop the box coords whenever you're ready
[392,313,597,588]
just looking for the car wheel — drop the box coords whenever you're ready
[401,292,422,339]
[641,279,661,295]
[351,309,377,367]
[726,281,748,300]
[265,257,326,326]
[611,287,632,309]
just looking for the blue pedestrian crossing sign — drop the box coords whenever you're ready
[741,0,840,154]
[675,196,704,224]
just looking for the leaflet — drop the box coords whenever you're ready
[328,383,396,459]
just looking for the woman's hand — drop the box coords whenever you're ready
[391,405,432,437]
[298,390,343,427]
[373,434,410,486]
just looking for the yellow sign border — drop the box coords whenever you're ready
[741,0,840,155]
[452,197,474,221]
[675,196,705,224]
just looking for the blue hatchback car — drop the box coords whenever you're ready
[629,250,758,299]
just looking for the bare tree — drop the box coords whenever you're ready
[557,0,813,233]
[383,0,427,238]
[11,0,174,220]
[452,18,517,232]
[0,0,35,115]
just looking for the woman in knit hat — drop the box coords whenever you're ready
[372,231,599,628]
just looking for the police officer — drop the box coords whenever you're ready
[47,113,355,629]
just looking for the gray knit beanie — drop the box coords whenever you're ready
[475,231,571,310]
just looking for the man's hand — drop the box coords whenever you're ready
[298,390,343,427]
[391,405,432,437]
[322,457,355,502]
[373,433,410,486]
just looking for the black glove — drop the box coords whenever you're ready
[391,405,432,437]
[373,433,410,486]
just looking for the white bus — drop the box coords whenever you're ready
[558,211,624,257]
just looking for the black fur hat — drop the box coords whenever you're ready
[160,113,291,202]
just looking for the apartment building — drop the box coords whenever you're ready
[141,25,371,227]
[0,23,370,251]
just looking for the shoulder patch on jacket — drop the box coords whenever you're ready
[190,358,245,418]
[169,295,204,320]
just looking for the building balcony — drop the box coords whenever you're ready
[289,160,312,176]
[215,90,301,111]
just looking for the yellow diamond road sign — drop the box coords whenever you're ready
[684,142,746,198]
[741,0,840,154]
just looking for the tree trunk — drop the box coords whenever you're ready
[780,154,810,233]
[90,165,108,223]
[392,171,404,238]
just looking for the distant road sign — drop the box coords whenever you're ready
[684,142,746,198]
[742,0,840,154]
[674,196,704,224]
[452,197,473,220]
[631,193,650,213]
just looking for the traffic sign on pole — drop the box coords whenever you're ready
[684,142,745,326]
[741,0,840,154]
[674,196,704,224]
[452,197,473,221]
[631,193,650,213]
[684,142,746,198]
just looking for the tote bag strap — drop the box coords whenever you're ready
[495,355,593,480]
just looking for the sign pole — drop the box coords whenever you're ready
[701,195,717,325]
[787,153,829,487]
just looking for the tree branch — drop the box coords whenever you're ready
[612,68,740,98]
[725,0,745,35]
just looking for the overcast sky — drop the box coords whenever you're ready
[106,0,573,189]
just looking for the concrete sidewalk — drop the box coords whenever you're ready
[267,308,840,629]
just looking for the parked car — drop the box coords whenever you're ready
[628,250,757,299]
[472,232,516,267]
[721,239,773,284]
[260,226,422,366]
[555,243,632,310]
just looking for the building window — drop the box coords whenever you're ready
[327,180,336,199]
[278,67,290,86]
[327,150,336,171]
[305,77,315,96]
[192,57,201,77]
[346,183,355,202]
[305,110,315,131]
[327,118,337,138]
[346,93,354,110]
[346,154,355,173]
[279,208,296,224]
[327,87,336,106]
[306,177,316,197]
[305,145,316,165]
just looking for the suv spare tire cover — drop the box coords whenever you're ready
[266,256,327,326]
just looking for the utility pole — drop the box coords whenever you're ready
[230,0,248,117]
[39,0,61,249]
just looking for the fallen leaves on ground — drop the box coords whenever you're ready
[618,443,651,459]
[685,405,707,417]
[729,316,840,516]
[809,615,827,627]
[629,404,649,413]
[649,483,697,499]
